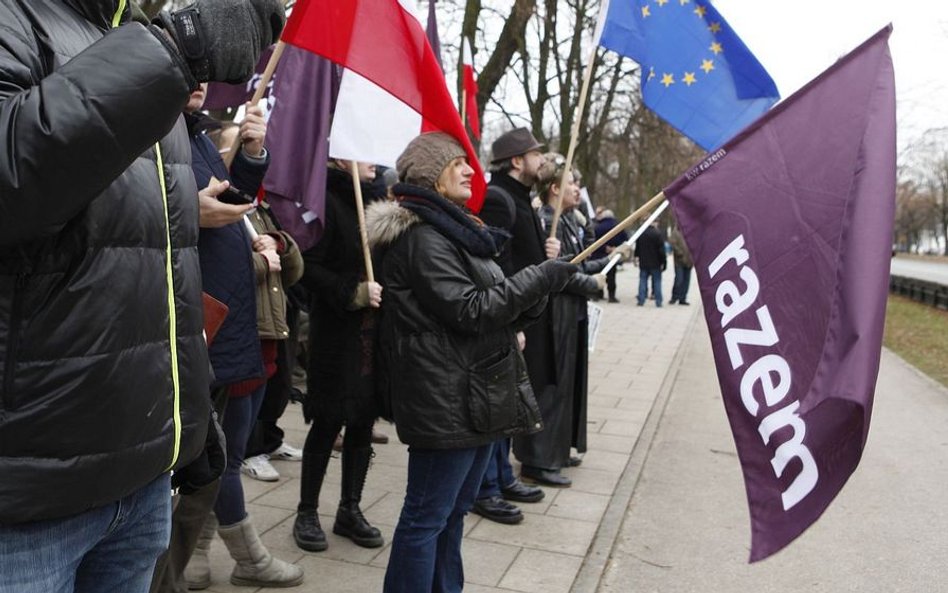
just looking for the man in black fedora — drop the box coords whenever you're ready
[470,128,565,524]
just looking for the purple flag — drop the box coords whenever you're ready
[665,26,895,562]
[262,45,337,252]
[203,47,275,110]
[426,0,443,71]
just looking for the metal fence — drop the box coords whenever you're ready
[890,275,948,310]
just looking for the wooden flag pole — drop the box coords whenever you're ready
[571,191,666,265]
[222,41,287,170]
[350,161,376,283]
[549,44,599,240]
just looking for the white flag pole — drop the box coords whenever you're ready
[599,199,670,275]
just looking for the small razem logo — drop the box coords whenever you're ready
[685,148,727,181]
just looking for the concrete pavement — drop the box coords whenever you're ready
[598,294,948,591]
[198,265,948,592]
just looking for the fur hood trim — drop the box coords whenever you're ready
[365,200,421,249]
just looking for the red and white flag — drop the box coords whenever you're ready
[282,0,487,212]
[461,38,481,140]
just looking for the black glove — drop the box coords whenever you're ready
[172,410,227,495]
[155,0,285,84]
[538,259,579,292]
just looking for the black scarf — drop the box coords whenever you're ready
[393,183,510,258]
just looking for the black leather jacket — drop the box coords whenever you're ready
[0,1,209,523]
[366,186,553,449]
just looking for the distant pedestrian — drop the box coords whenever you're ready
[669,226,693,305]
[635,220,667,307]
[593,209,631,303]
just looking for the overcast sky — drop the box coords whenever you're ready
[712,0,947,152]
[429,0,944,156]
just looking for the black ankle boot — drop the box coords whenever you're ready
[293,509,328,552]
[296,448,332,552]
[333,446,384,548]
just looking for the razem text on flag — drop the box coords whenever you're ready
[665,26,895,561]
[595,0,779,150]
[280,0,487,212]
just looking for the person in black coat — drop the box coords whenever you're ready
[0,0,283,590]
[470,127,555,522]
[523,153,616,487]
[634,221,668,307]
[292,161,386,553]
[368,132,577,593]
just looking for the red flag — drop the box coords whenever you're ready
[282,0,486,212]
[461,38,481,140]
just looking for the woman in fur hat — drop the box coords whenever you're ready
[366,132,577,593]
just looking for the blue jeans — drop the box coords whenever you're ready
[0,473,171,593]
[637,267,663,306]
[477,439,516,499]
[215,383,267,526]
[672,264,692,303]
[384,444,492,593]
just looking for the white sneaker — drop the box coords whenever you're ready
[241,454,280,482]
[269,442,303,462]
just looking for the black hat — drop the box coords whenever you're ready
[490,128,546,163]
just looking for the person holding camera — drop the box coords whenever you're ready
[0,0,284,591]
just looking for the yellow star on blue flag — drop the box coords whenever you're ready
[595,0,779,150]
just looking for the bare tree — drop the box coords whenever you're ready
[454,0,703,213]
[894,180,936,253]
[903,128,948,254]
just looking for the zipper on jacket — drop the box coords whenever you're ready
[155,144,183,471]
[2,273,28,411]
[111,0,127,27]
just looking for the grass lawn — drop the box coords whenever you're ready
[884,295,948,388]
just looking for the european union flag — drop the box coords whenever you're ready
[596,0,779,150]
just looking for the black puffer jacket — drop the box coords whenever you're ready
[0,1,209,523]
[366,185,553,450]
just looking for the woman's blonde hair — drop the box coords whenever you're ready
[535,152,577,202]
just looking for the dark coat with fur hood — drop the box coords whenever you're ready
[366,184,555,449]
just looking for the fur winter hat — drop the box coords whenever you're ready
[397,132,467,191]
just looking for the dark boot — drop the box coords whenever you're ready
[293,510,327,552]
[294,450,332,552]
[333,446,384,548]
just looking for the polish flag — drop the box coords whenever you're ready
[462,38,481,140]
[282,0,486,212]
